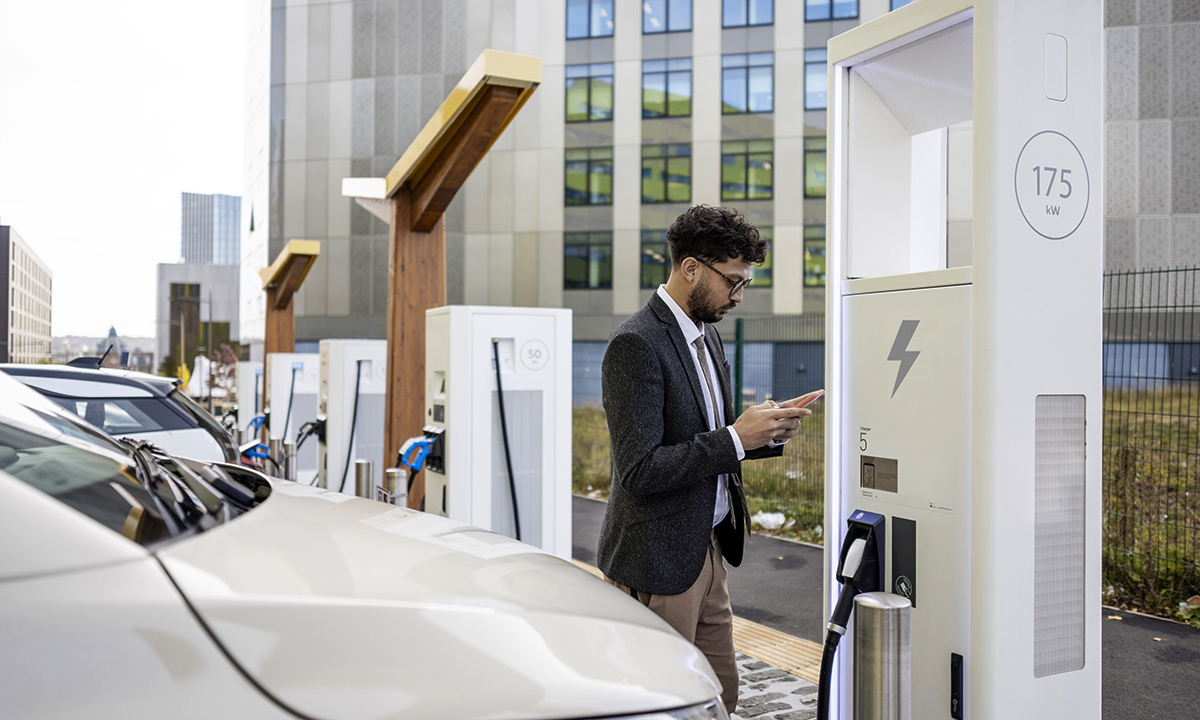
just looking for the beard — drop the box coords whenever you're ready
[688,275,736,324]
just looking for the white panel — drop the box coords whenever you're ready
[489,151,515,232]
[847,75,911,278]
[488,233,515,306]
[463,234,491,305]
[1033,394,1086,678]
[909,127,948,272]
[513,150,541,233]
[852,20,972,136]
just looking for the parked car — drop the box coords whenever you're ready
[0,373,727,720]
[1,363,239,463]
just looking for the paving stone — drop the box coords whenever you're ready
[792,685,818,697]
[743,669,791,682]
[773,710,818,720]
[743,660,770,671]
[738,692,786,708]
[738,702,792,717]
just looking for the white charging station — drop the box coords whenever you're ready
[265,352,320,484]
[236,361,263,426]
[824,2,1101,719]
[318,339,387,494]
[423,306,572,559]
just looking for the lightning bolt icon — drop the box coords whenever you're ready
[887,320,921,398]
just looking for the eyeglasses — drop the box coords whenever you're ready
[697,259,753,297]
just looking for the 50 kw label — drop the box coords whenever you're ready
[1014,130,1091,240]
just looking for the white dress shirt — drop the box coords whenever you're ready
[656,286,744,527]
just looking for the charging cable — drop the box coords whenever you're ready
[338,360,366,494]
[492,339,521,542]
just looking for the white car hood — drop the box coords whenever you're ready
[157,482,720,720]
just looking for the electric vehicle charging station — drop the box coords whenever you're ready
[265,353,320,484]
[423,306,572,559]
[318,339,387,494]
[824,2,1102,719]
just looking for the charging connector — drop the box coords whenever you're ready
[817,510,886,720]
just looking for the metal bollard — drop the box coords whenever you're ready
[355,459,374,499]
[284,441,297,482]
[853,592,911,720]
[268,438,285,478]
[233,427,242,447]
[381,468,407,506]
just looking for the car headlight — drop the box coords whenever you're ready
[614,699,729,720]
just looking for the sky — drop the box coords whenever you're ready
[0,0,245,338]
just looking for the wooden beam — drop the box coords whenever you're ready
[384,188,445,509]
[259,240,320,445]
[409,85,521,232]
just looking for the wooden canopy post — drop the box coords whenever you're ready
[343,50,540,510]
[258,240,321,429]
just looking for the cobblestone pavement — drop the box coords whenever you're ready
[732,653,818,720]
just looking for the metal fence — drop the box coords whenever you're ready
[1102,268,1200,613]
[726,315,827,539]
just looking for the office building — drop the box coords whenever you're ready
[240,0,1192,363]
[0,224,53,364]
[182,192,242,266]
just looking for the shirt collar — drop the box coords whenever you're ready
[656,285,704,346]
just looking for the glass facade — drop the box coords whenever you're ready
[804,49,828,110]
[723,0,773,27]
[567,0,615,38]
[565,232,614,289]
[644,0,692,33]
[722,53,774,114]
[642,144,693,204]
[182,192,241,266]
[721,140,774,200]
[640,230,671,288]
[566,63,615,122]
[565,147,614,205]
[806,0,857,21]
[804,137,827,198]
[643,58,693,118]
[804,226,826,287]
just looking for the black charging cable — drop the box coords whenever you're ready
[338,360,366,494]
[492,339,521,542]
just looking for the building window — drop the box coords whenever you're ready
[642,144,692,204]
[643,58,692,118]
[641,230,671,288]
[804,137,826,198]
[565,232,613,289]
[804,49,827,110]
[722,53,773,114]
[806,0,857,21]
[804,225,826,286]
[567,0,614,39]
[890,0,916,8]
[755,227,774,287]
[721,140,773,200]
[723,0,772,27]
[566,63,615,122]
[644,0,691,33]
[565,147,614,205]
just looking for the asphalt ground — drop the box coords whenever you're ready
[572,495,1200,720]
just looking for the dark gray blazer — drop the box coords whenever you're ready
[597,293,782,595]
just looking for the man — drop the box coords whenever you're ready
[598,204,815,714]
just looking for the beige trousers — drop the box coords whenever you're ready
[608,531,738,714]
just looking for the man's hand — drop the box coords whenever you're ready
[732,401,813,451]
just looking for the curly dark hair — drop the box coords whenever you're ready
[666,204,768,267]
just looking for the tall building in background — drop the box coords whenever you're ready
[240,0,1194,372]
[155,192,242,375]
[0,224,53,364]
[182,192,242,266]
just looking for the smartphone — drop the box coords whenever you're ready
[792,389,825,408]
